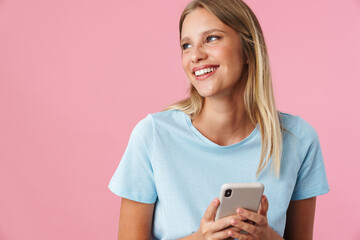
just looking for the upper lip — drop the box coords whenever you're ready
[192,64,220,74]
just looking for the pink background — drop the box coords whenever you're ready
[0,0,359,239]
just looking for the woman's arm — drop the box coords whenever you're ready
[117,198,155,240]
[283,197,316,240]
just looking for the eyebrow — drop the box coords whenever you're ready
[180,28,226,45]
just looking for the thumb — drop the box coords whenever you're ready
[258,195,269,217]
[203,198,219,222]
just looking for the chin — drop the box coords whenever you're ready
[195,88,217,98]
[192,82,220,98]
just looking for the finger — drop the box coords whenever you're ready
[203,198,219,221]
[225,226,248,239]
[237,208,266,226]
[228,228,255,239]
[212,228,239,240]
[227,226,242,232]
[230,218,259,236]
[258,195,269,217]
[212,214,239,232]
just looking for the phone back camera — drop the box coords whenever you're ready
[225,189,232,197]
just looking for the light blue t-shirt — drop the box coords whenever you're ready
[108,109,329,239]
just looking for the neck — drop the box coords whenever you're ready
[192,89,255,146]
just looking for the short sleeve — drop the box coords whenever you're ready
[108,114,157,204]
[291,117,330,201]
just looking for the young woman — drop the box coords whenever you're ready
[108,0,329,239]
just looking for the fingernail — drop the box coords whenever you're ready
[232,219,238,225]
[213,199,218,205]
[228,230,234,236]
[237,208,244,215]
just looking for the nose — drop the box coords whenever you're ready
[191,46,207,63]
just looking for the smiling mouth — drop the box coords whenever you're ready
[194,66,219,77]
[193,66,219,81]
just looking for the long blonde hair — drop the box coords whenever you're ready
[165,0,283,177]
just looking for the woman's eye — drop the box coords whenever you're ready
[182,43,192,50]
[206,35,221,42]
[181,36,220,50]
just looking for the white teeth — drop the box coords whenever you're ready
[195,67,218,77]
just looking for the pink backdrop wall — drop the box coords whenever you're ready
[1,0,359,239]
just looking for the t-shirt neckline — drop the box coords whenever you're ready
[182,111,259,149]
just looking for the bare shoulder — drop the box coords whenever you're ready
[118,198,155,240]
[284,197,316,240]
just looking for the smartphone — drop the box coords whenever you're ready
[215,182,264,221]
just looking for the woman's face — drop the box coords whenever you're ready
[181,7,246,99]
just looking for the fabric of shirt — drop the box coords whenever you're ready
[108,109,329,239]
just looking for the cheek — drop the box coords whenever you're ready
[181,54,190,72]
[181,55,195,83]
[219,47,244,77]
[181,57,186,70]
[212,46,236,68]
[210,46,226,60]
[224,47,241,63]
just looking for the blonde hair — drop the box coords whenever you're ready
[165,0,283,177]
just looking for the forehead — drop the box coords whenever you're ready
[181,7,230,39]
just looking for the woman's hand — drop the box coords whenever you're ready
[227,195,283,240]
[194,198,242,240]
